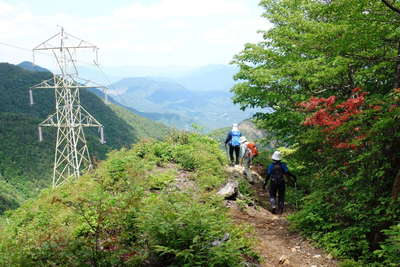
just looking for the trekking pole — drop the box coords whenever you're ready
[225,145,230,164]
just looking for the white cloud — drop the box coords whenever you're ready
[0,2,15,16]
[113,0,247,19]
[0,0,269,67]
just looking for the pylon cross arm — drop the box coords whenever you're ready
[39,113,58,127]
[80,106,103,128]
[30,78,56,90]
[33,30,98,52]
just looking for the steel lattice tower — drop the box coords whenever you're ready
[29,28,106,187]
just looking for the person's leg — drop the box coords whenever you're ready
[248,156,254,183]
[229,145,234,165]
[277,182,286,214]
[269,182,278,213]
[234,146,240,165]
[239,146,244,166]
[243,154,249,174]
[244,155,253,183]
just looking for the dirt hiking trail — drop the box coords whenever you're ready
[225,166,338,267]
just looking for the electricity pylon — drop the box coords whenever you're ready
[29,27,106,188]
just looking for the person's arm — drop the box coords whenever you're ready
[282,163,297,183]
[264,164,272,187]
[287,171,297,183]
[224,132,232,146]
[239,144,245,159]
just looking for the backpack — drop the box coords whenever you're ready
[247,143,258,157]
[231,130,241,146]
[270,162,284,183]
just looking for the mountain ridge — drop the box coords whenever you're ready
[18,61,51,73]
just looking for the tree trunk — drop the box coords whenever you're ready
[394,41,400,89]
[392,169,400,200]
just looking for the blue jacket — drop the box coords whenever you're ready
[225,130,241,146]
[265,161,296,184]
[267,162,289,176]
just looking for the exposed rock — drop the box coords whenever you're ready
[211,233,230,247]
[278,255,290,265]
[250,169,264,183]
[227,166,243,179]
[217,180,239,200]
[173,176,196,191]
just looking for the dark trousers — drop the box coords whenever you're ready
[229,145,240,164]
[269,181,286,212]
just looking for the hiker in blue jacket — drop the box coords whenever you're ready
[224,123,241,166]
[264,151,297,214]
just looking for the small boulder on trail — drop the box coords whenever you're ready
[217,180,239,200]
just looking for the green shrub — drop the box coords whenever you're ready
[137,192,256,266]
[0,132,257,266]
[374,224,400,267]
[339,259,364,267]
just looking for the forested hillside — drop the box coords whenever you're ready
[231,0,400,265]
[0,63,169,213]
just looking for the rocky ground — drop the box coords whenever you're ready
[224,166,338,267]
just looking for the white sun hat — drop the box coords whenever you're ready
[271,151,282,161]
[239,136,247,143]
[232,123,239,131]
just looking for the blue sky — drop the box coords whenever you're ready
[5,0,145,16]
[0,0,269,68]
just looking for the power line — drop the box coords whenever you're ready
[0,40,121,99]
[0,41,33,52]
[0,39,132,109]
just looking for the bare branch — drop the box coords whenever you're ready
[381,0,400,14]
[342,53,396,62]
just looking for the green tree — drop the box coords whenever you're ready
[232,0,400,264]
[232,0,400,142]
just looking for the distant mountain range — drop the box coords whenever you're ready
[27,62,257,130]
[176,64,238,92]
[76,64,254,131]
[76,64,236,85]
[108,75,256,131]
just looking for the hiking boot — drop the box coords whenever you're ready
[271,205,277,214]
